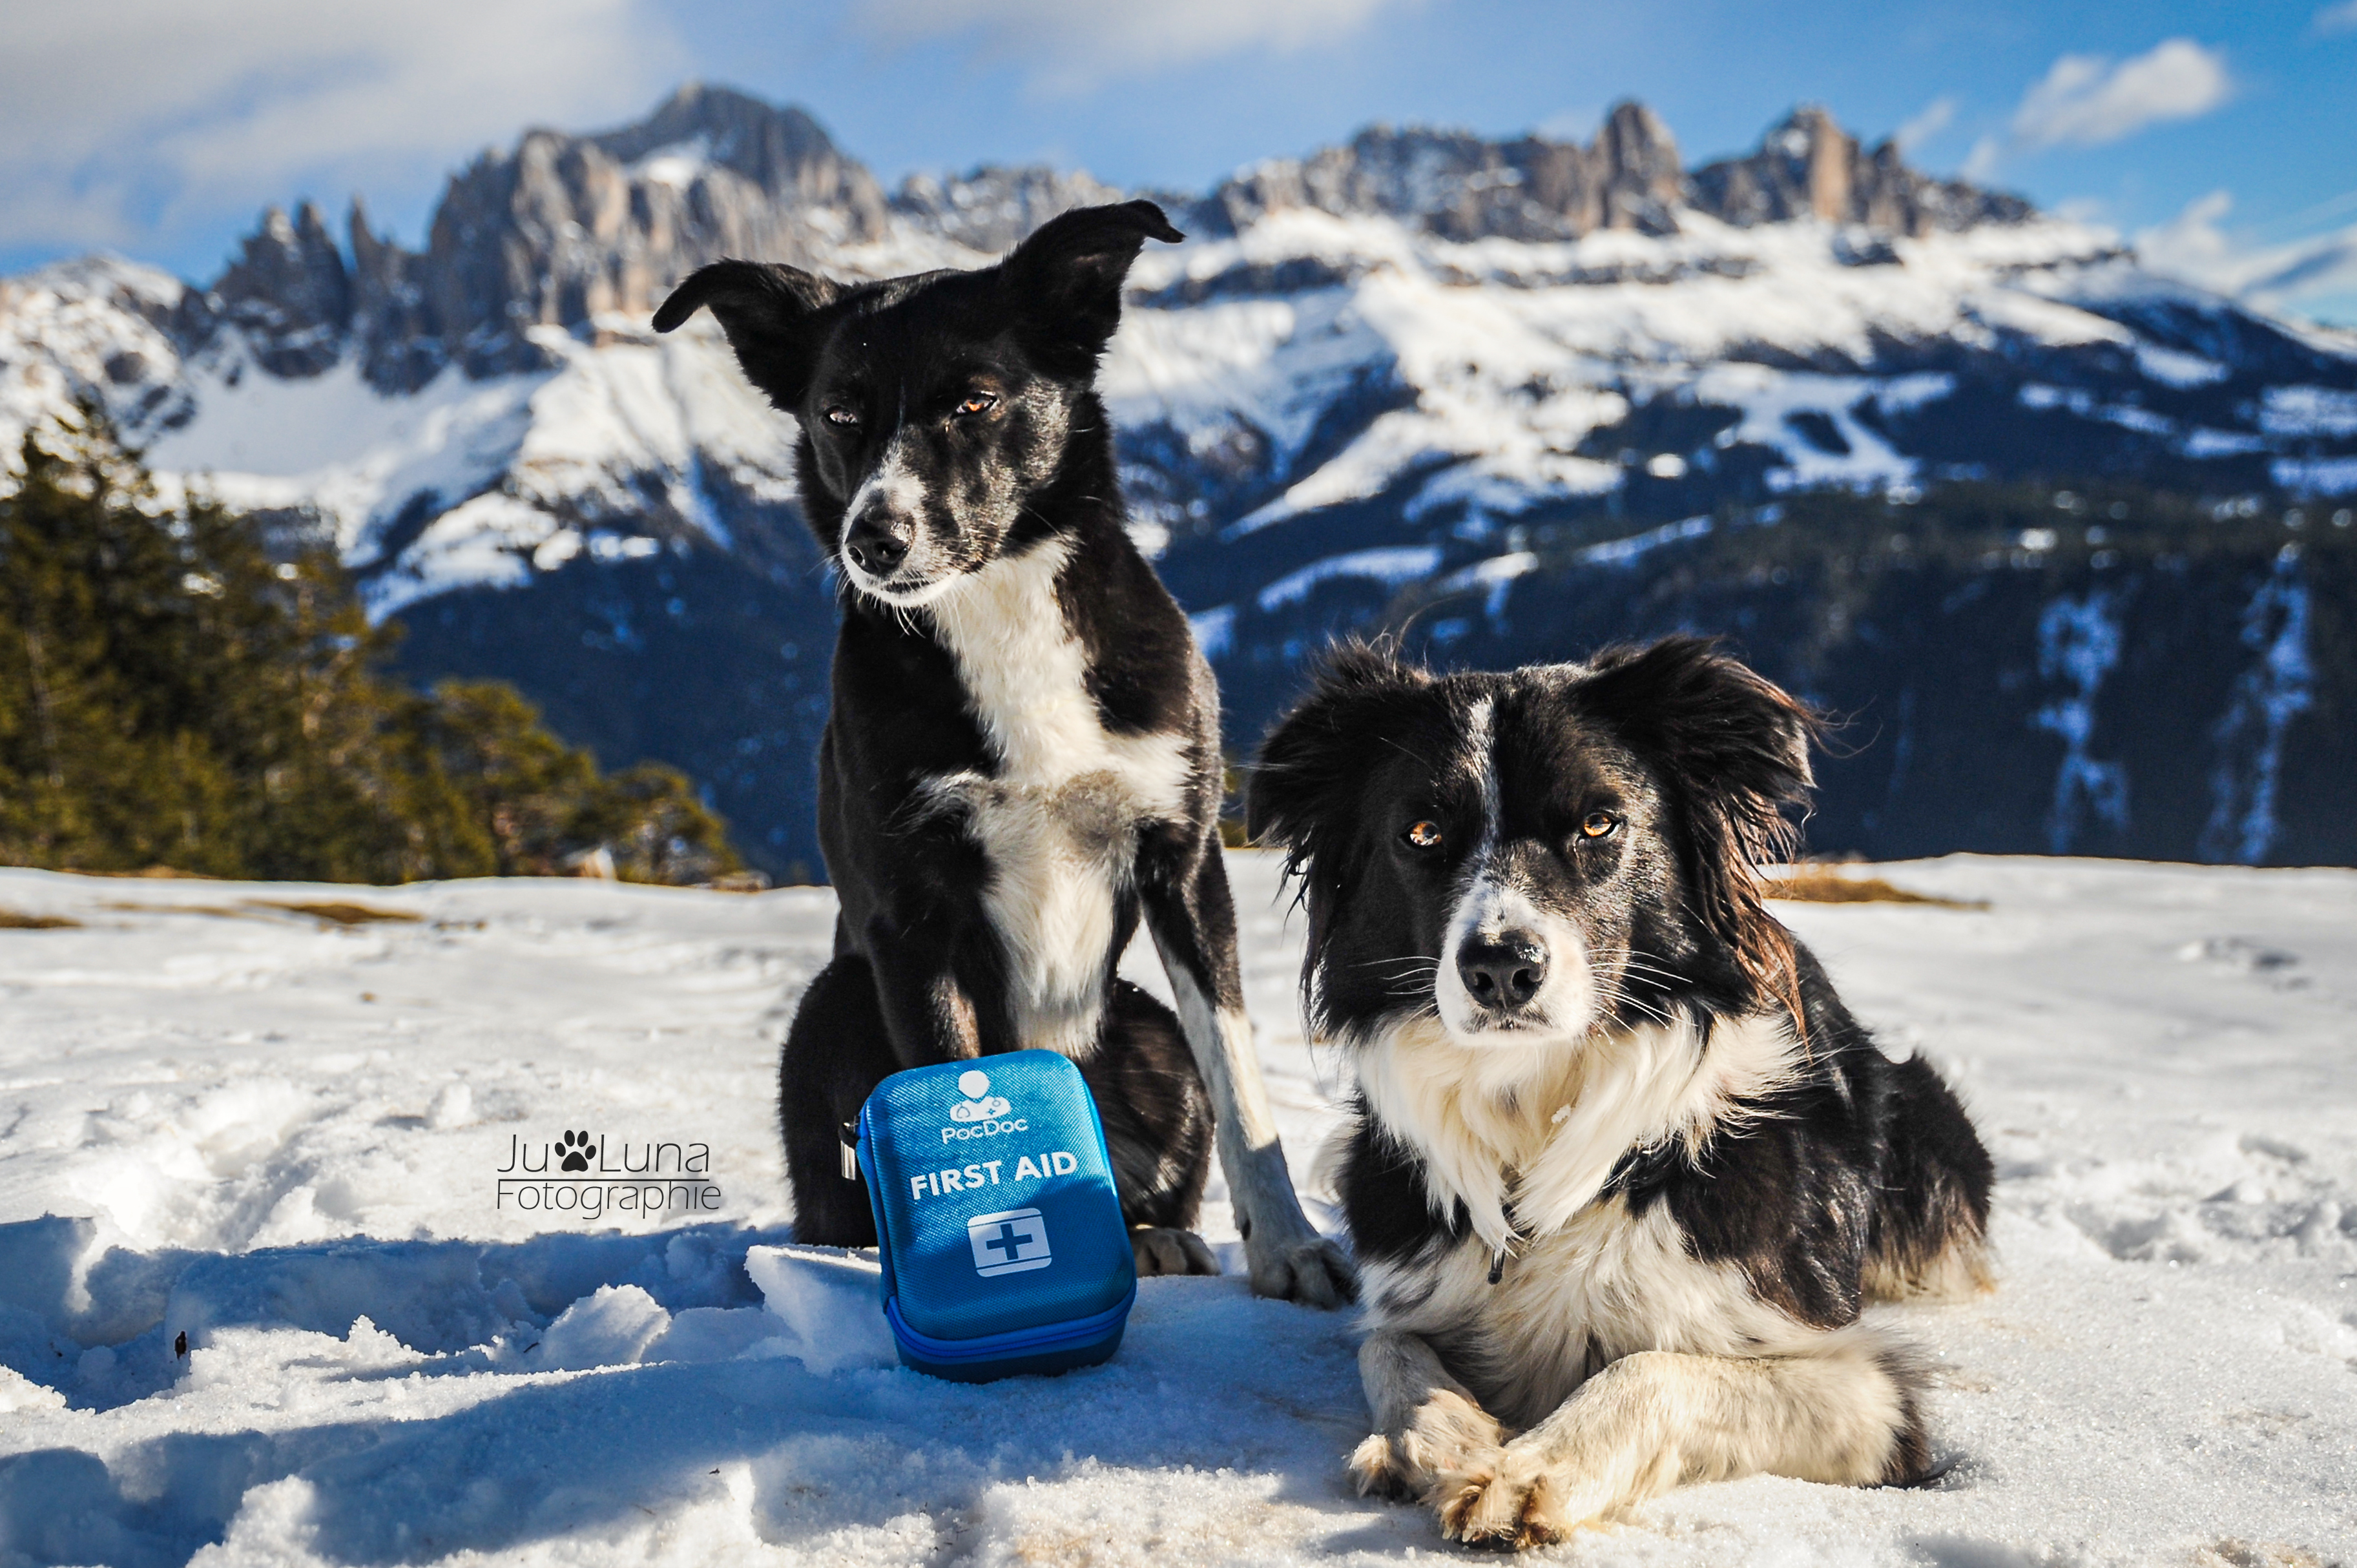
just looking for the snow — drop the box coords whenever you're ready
[1187,606,1238,661]
[2277,457,2357,496]
[0,256,192,473]
[1572,514,1716,568]
[1,852,2353,1564]
[625,138,712,190]
[1122,212,2175,543]
[2263,387,2357,439]
[142,358,550,563]
[1690,366,1943,493]
[133,323,797,619]
[1254,545,1444,611]
[2135,344,2230,388]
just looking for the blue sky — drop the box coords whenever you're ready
[5,0,2354,321]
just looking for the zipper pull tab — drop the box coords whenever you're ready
[1487,1246,1508,1286]
[839,1120,859,1181]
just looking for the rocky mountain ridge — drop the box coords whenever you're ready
[125,85,2042,400]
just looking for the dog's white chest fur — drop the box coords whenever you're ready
[1353,1011,1808,1425]
[921,541,1190,1055]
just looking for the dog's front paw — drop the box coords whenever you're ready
[1243,1230,1358,1309]
[1130,1226,1220,1277]
[1431,1446,1609,1551]
[1352,1389,1507,1501]
[1347,1433,1413,1499]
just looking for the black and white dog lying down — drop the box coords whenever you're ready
[652,201,1355,1305]
[1247,636,1993,1544]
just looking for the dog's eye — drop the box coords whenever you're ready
[1401,820,1444,851]
[953,393,997,418]
[824,406,860,428]
[1579,812,1619,840]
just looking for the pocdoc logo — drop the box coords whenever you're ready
[942,1069,1026,1144]
[948,1070,1011,1122]
[967,1207,1052,1277]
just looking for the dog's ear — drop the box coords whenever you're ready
[652,260,842,410]
[1002,200,1183,373]
[1247,643,1428,861]
[1575,635,1822,995]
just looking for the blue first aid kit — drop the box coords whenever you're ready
[851,1050,1136,1382]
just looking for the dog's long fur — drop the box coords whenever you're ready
[1248,637,1993,1544]
[653,202,1353,1304]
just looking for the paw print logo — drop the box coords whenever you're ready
[557,1130,596,1172]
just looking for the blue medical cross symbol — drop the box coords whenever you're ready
[982,1222,1028,1263]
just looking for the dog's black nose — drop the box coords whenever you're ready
[844,515,912,576]
[1459,934,1546,1010]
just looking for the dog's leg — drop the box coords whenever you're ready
[1348,1329,1511,1501]
[860,911,990,1066]
[1144,842,1356,1308]
[778,954,900,1246]
[1428,1326,1930,1548]
[1079,981,1220,1277]
[777,909,994,1245]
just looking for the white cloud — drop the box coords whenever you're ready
[2316,1,2357,35]
[0,1,687,260]
[855,0,1408,95]
[2139,189,2357,323]
[2008,38,2232,152]
[1892,96,1957,153]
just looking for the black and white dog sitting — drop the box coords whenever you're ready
[652,201,1354,1305]
[1247,636,1993,1544]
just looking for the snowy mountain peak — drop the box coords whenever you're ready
[584,82,866,205]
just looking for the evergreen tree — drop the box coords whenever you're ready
[0,407,738,885]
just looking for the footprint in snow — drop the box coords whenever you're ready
[2177,937,2307,988]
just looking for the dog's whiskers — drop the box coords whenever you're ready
[1594,983,1674,1027]
[1586,947,1691,988]
[1355,956,1442,976]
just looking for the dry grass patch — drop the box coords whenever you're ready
[98,902,254,920]
[246,899,422,927]
[95,897,422,926]
[0,909,82,929]
[1766,867,1987,909]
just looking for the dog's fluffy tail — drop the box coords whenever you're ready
[1865,1053,1997,1301]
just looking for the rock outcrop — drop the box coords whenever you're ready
[210,201,351,378]
[1687,106,2033,235]
[181,85,889,391]
[1194,100,1689,241]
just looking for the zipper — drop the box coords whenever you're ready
[840,1117,860,1181]
[885,1286,1136,1363]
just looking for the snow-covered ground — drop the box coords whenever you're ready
[1,853,2352,1566]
